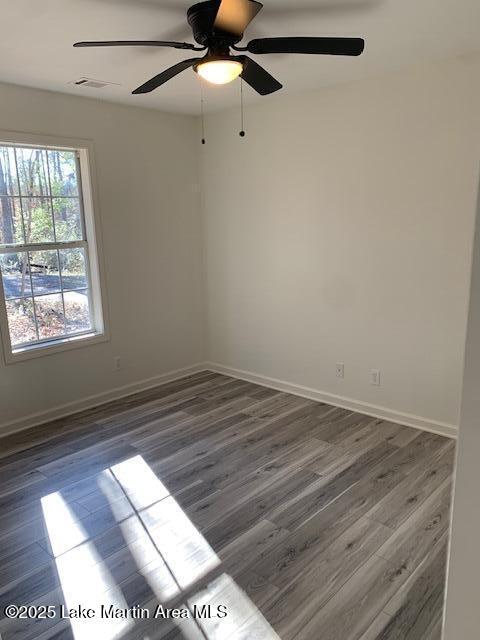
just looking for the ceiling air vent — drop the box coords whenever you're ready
[69,77,119,89]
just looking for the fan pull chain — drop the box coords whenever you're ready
[200,80,206,145]
[239,78,246,138]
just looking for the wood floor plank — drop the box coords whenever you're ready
[0,542,52,591]
[158,427,331,497]
[0,370,454,640]
[202,467,321,549]
[373,421,420,448]
[380,534,448,640]
[293,550,406,640]
[0,585,67,640]
[293,479,452,640]
[270,440,397,531]
[368,445,455,530]
[220,519,290,577]
[0,468,47,499]
[261,515,392,639]
[358,612,393,640]
[183,442,325,532]
[252,438,428,589]
[35,444,139,488]
[0,371,219,458]
[312,409,375,444]
[373,478,452,568]
[132,394,279,450]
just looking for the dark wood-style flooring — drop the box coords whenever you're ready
[0,371,455,640]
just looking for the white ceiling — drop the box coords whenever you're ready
[1,0,479,115]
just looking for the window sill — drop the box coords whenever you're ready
[4,331,108,364]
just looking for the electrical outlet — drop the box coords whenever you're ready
[370,369,381,386]
[336,363,345,378]
[114,356,121,372]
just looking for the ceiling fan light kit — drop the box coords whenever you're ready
[195,57,243,84]
[73,0,365,96]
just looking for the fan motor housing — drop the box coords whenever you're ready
[187,0,243,49]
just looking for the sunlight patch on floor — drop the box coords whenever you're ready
[41,455,280,640]
[41,493,133,640]
[188,573,281,640]
[101,455,221,595]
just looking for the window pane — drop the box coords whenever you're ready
[64,290,91,333]
[0,143,102,354]
[0,197,24,245]
[0,253,32,299]
[6,298,37,346]
[47,150,78,197]
[22,197,55,243]
[34,293,65,340]
[0,147,19,195]
[53,198,82,241]
[16,147,50,197]
[60,248,87,291]
[29,250,61,296]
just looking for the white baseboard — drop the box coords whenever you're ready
[0,362,209,438]
[1,360,458,441]
[206,362,458,440]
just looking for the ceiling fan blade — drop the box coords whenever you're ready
[132,58,202,94]
[74,40,202,51]
[238,56,282,95]
[245,37,365,56]
[262,0,380,18]
[214,0,263,36]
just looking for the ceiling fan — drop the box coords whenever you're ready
[74,0,365,96]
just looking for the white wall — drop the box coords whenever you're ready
[2,55,479,435]
[201,55,480,433]
[0,82,204,431]
[443,173,480,638]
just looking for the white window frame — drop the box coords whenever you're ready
[0,131,109,364]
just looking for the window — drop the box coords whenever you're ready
[0,138,106,362]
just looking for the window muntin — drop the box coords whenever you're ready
[0,144,100,353]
